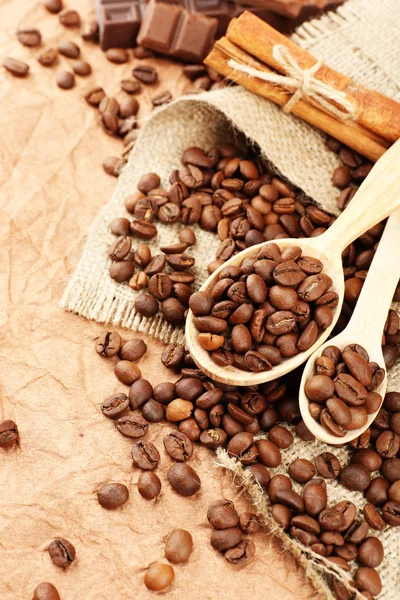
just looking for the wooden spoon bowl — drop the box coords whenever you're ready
[185,139,400,386]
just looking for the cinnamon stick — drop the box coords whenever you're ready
[226,12,400,143]
[205,38,387,162]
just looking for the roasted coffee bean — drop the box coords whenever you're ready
[0,420,19,447]
[17,27,41,47]
[48,538,76,568]
[101,393,129,419]
[133,64,158,84]
[352,449,382,472]
[58,40,80,58]
[238,512,260,534]
[210,527,242,552]
[3,57,29,76]
[355,567,382,597]
[59,9,80,26]
[256,439,281,468]
[382,500,400,526]
[103,155,126,174]
[33,582,61,600]
[340,464,371,491]
[305,376,335,403]
[303,480,327,517]
[129,271,148,291]
[105,48,129,63]
[138,471,161,500]
[85,86,106,106]
[119,338,147,362]
[135,294,159,318]
[375,430,400,458]
[37,47,58,66]
[165,399,193,421]
[168,463,201,496]
[162,298,186,323]
[97,482,129,509]
[153,382,176,405]
[116,413,149,438]
[121,79,141,94]
[126,380,152,413]
[164,529,193,564]
[44,0,63,13]
[144,563,174,591]
[288,459,316,483]
[207,499,239,529]
[380,457,400,482]
[358,537,384,568]
[129,377,153,410]
[224,539,255,564]
[161,343,185,368]
[130,218,157,240]
[274,488,304,513]
[163,431,193,461]
[131,440,160,470]
[110,217,130,237]
[273,261,305,287]
[271,504,292,531]
[142,399,165,422]
[200,428,228,448]
[114,360,141,385]
[363,503,386,530]
[144,255,166,276]
[388,480,400,503]
[343,350,372,386]
[109,235,132,261]
[96,330,122,357]
[366,477,390,506]
[315,452,341,478]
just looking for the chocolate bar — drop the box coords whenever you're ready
[137,1,218,62]
[96,0,146,50]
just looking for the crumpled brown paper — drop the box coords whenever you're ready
[0,1,321,598]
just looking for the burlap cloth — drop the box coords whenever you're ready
[1,0,398,598]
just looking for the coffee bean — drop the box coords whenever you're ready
[17,28,41,47]
[97,482,129,509]
[114,360,141,385]
[59,8,81,26]
[131,440,160,470]
[101,393,129,419]
[0,420,19,447]
[200,428,227,448]
[340,464,371,491]
[388,480,400,503]
[72,60,92,76]
[165,529,193,564]
[358,537,384,568]
[85,86,106,106]
[161,343,185,369]
[48,538,76,568]
[382,500,400,525]
[165,399,193,421]
[163,430,193,461]
[138,471,161,500]
[302,480,327,517]
[255,439,281,468]
[305,376,334,402]
[375,430,400,458]
[109,236,132,261]
[273,261,305,287]
[130,218,157,240]
[224,539,255,564]
[116,413,149,438]
[366,477,390,506]
[210,527,242,552]
[363,503,386,530]
[239,512,260,534]
[167,463,201,496]
[95,330,122,357]
[3,57,29,77]
[179,227,196,246]
[135,294,159,318]
[142,399,165,422]
[44,0,63,13]
[133,64,158,84]
[288,459,316,483]
[162,298,186,323]
[105,48,129,63]
[144,563,174,591]
[33,583,61,600]
[58,40,80,58]
[380,457,400,482]
[37,47,58,66]
[315,452,341,478]
[56,69,75,89]
[352,449,382,472]
[355,567,382,597]
[129,378,153,411]
[152,90,172,106]
[120,338,147,362]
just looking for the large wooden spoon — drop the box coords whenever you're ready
[185,139,400,385]
[299,209,400,444]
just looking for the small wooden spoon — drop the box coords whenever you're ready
[299,208,400,444]
[185,139,400,385]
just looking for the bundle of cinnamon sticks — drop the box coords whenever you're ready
[205,12,400,162]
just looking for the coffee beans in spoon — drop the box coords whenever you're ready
[191,243,335,373]
[305,343,384,437]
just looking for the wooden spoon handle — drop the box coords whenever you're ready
[316,139,400,254]
[344,209,400,347]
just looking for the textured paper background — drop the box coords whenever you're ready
[0,1,321,598]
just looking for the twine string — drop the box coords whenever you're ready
[227,44,356,121]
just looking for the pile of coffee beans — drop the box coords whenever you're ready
[208,499,257,564]
[306,344,385,437]
[190,244,335,372]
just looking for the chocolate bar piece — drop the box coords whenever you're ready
[96,0,146,50]
[137,0,218,62]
